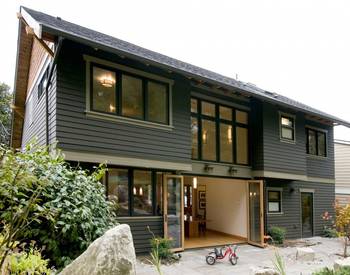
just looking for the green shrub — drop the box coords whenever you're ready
[267,226,286,245]
[313,266,350,275]
[150,237,174,260]
[0,143,118,269]
[8,246,52,274]
[323,227,338,238]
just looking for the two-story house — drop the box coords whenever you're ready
[11,7,350,253]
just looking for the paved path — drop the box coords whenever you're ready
[136,237,345,275]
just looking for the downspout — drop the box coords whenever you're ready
[45,37,64,146]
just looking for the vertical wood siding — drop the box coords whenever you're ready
[56,41,191,164]
[266,179,335,239]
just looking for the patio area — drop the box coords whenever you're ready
[136,237,346,275]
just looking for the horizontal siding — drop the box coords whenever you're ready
[56,40,191,164]
[251,99,264,170]
[266,179,335,239]
[335,142,350,189]
[119,216,163,254]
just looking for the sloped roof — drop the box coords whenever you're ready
[20,6,350,127]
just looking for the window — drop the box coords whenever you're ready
[191,97,250,165]
[107,169,129,216]
[38,67,49,100]
[133,170,153,215]
[267,189,282,213]
[306,128,327,157]
[27,94,34,126]
[90,63,170,125]
[280,114,295,141]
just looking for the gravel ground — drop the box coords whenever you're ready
[136,237,346,275]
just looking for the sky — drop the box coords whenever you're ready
[1,0,350,140]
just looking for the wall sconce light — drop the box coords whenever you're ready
[133,187,137,195]
[139,187,143,196]
[289,187,295,194]
[204,164,214,173]
[193,177,197,189]
[228,126,232,144]
[202,131,208,144]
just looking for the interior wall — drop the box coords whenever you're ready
[199,177,247,238]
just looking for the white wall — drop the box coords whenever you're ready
[199,177,247,238]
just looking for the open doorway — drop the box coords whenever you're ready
[183,176,248,249]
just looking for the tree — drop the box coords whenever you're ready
[0,82,12,145]
[335,202,350,257]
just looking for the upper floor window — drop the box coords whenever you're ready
[90,63,169,125]
[280,114,295,141]
[306,128,327,157]
[191,97,249,165]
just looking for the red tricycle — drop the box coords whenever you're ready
[205,245,238,265]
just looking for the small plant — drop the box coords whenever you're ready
[313,266,350,275]
[268,226,286,245]
[323,227,338,238]
[150,237,174,260]
[272,250,286,275]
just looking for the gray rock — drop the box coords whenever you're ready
[334,258,350,270]
[250,266,279,275]
[296,247,315,261]
[60,224,136,275]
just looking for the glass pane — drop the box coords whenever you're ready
[202,119,216,161]
[249,182,261,243]
[236,110,248,124]
[268,202,280,212]
[281,116,293,127]
[301,193,313,237]
[268,191,280,201]
[122,74,143,119]
[92,66,116,113]
[147,81,168,124]
[156,172,163,216]
[317,132,326,156]
[191,117,198,159]
[191,98,198,113]
[108,169,129,216]
[133,170,152,215]
[166,177,182,249]
[220,123,233,163]
[308,130,317,155]
[281,127,293,140]
[201,101,215,117]
[220,106,232,121]
[236,127,248,164]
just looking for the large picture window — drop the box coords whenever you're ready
[90,63,170,125]
[106,169,129,216]
[306,128,327,157]
[191,97,249,165]
[133,170,153,215]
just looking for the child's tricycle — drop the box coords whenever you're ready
[205,244,238,265]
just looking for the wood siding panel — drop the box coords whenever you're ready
[335,142,350,194]
[56,41,191,164]
[266,179,335,239]
[119,217,163,254]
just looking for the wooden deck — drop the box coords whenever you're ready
[184,229,246,249]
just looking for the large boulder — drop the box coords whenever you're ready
[250,267,279,275]
[296,247,315,261]
[60,224,136,275]
[334,258,350,270]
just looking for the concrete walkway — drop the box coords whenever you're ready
[136,237,346,275]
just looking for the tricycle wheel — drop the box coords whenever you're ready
[206,255,216,265]
[229,254,238,265]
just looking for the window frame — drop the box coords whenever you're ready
[267,188,283,214]
[306,127,328,157]
[37,67,49,101]
[84,55,173,129]
[279,112,296,142]
[191,97,250,165]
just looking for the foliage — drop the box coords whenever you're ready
[7,245,52,274]
[272,250,286,275]
[335,202,350,257]
[268,226,286,245]
[150,237,174,260]
[312,266,350,275]
[0,82,12,145]
[147,226,164,275]
[323,227,338,238]
[0,142,118,269]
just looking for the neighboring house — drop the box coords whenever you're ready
[12,6,350,253]
[335,140,350,205]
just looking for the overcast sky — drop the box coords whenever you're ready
[2,0,350,140]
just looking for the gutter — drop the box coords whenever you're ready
[45,37,64,146]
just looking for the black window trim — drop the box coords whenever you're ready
[267,188,283,214]
[37,66,50,101]
[191,97,250,166]
[306,127,328,158]
[279,112,296,142]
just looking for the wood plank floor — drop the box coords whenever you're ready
[184,230,246,249]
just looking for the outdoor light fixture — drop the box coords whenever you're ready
[193,177,197,189]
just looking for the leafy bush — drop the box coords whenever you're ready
[323,227,338,238]
[0,143,118,269]
[267,226,286,245]
[8,246,52,274]
[313,266,350,275]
